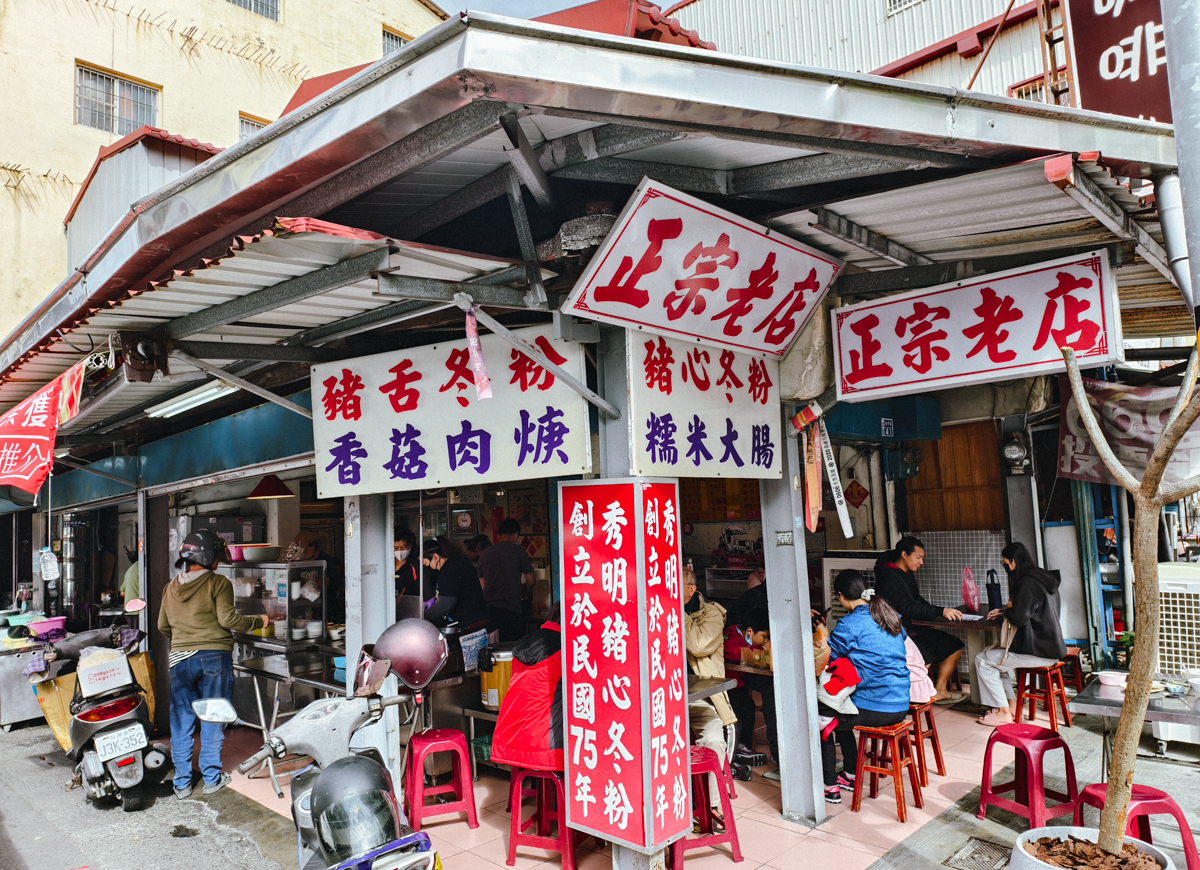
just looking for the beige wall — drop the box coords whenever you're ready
[0,0,445,342]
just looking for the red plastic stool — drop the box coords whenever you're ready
[669,747,742,870]
[506,768,579,870]
[909,702,947,787]
[1072,783,1199,870]
[1062,648,1086,693]
[405,728,479,831]
[851,721,923,822]
[1015,663,1073,731]
[978,723,1078,828]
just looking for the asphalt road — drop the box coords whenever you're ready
[0,720,294,870]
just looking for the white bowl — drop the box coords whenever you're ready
[1096,670,1128,687]
[291,629,305,640]
[1188,677,1200,695]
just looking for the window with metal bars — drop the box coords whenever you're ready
[227,0,280,21]
[75,66,158,135]
[239,116,266,140]
[383,28,408,55]
[886,0,925,15]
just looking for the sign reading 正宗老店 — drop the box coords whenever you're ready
[559,478,690,853]
[565,179,842,358]
[311,324,590,498]
[1065,0,1170,123]
[628,333,781,479]
[831,250,1122,402]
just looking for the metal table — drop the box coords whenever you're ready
[0,643,62,731]
[1068,679,1200,779]
[912,616,1002,705]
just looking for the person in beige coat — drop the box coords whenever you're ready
[683,566,738,827]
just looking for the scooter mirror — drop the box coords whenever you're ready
[192,698,238,724]
[124,598,147,614]
[353,650,393,697]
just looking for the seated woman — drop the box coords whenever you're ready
[421,537,488,630]
[820,570,910,804]
[875,536,964,704]
[974,542,1067,727]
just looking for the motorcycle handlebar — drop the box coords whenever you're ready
[237,745,273,775]
[381,693,414,708]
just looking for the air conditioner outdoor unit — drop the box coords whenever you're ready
[1152,564,1200,746]
[822,557,878,629]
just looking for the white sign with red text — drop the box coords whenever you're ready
[565,179,843,358]
[831,250,1122,402]
[559,478,690,853]
[310,324,590,497]
[628,334,781,478]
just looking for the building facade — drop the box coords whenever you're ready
[0,0,445,339]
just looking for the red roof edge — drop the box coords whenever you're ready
[64,126,222,227]
[535,0,715,51]
[272,217,387,241]
[279,63,373,118]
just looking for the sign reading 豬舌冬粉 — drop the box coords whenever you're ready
[311,324,590,498]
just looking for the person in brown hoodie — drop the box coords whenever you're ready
[158,529,266,799]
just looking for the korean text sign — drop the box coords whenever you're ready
[629,334,781,479]
[559,479,690,853]
[311,324,590,497]
[565,179,842,358]
[831,251,1121,402]
[1067,0,1170,123]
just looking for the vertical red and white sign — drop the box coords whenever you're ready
[560,479,689,853]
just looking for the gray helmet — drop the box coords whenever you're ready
[373,618,448,690]
[311,755,401,866]
[175,529,226,570]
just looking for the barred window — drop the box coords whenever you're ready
[383,28,408,56]
[75,66,158,135]
[886,0,925,14]
[239,116,266,140]
[227,0,280,21]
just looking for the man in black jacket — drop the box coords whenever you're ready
[874,536,964,704]
[973,542,1067,727]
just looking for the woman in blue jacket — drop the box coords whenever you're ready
[820,570,911,803]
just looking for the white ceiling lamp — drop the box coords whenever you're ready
[145,381,239,418]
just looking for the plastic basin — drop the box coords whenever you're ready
[29,616,66,634]
[7,613,44,627]
[333,656,347,669]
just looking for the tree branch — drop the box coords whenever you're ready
[1166,348,1198,429]
[1062,348,1140,492]
[1145,357,1200,497]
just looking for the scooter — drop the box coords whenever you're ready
[195,618,450,870]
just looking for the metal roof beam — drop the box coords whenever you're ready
[811,208,935,267]
[500,113,557,214]
[172,350,313,420]
[376,273,533,308]
[54,456,136,487]
[163,248,391,340]
[1045,157,1174,285]
[170,341,341,363]
[730,153,913,196]
[503,168,549,307]
[553,157,730,194]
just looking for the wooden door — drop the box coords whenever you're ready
[905,421,1005,531]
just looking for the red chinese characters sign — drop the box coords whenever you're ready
[0,360,87,497]
[559,479,689,853]
[565,179,842,358]
[1067,0,1171,123]
[831,250,1121,402]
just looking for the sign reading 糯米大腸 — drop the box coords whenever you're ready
[565,179,842,358]
[1066,0,1170,123]
[559,479,690,853]
[311,324,590,498]
[628,334,781,478]
[831,250,1122,402]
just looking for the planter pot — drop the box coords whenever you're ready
[1012,826,1176,870]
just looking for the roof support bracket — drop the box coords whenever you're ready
[503,167,549,308]
[172,350,313,420]
[452,293,619,419]
[54,455,136,488]
[170,340,341,363]
[500,112,558,214]
[811,207,935,267]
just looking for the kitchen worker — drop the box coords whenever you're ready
[477,518,533,642]
[120,546,140,602]
[158,529,267,799]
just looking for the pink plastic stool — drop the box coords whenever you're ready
[978,723,1078,828]
[506,768,579,870]
[1072,783,1199,870]
[405,728,479,831]
[669,747,743,870]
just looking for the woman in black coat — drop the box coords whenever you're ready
[974,541,1067,727]
[421,536,488,630]
[874,535,965,704]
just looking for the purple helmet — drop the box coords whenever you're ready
[373,619,448,690]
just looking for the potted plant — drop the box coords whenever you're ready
[1011,826,1174,870]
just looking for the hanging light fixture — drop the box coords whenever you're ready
[247,474,294,500]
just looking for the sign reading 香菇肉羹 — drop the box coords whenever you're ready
[628,333,781,478]
[311,324,590,498]
[565,179,842,358]
[831,250,1122,402]
[1066,0,1171,123]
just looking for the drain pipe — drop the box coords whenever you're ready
[1154,172,1193,310]
[1161,0,1200,323]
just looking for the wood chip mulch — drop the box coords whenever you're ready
[1023,835,1162,870]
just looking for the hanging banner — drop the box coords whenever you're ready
[832,250,1121,402]
[803,423,822,533]
[627,334,781,479]
[818,419,853,539]
[311,325,590,498]
[1066,0,1170,123]
[1057,374,1200,486]
[57,360,88,425]
[0,378,64,497]
[565,178,842,358]
[559,478,689,854]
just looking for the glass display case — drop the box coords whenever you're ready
[221,561,330,650]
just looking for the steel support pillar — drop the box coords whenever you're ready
[1161,0,1200,321]
[759,411,825,825]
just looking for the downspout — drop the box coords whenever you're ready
[1161,0,1200,323]
[1152,171,1194,311]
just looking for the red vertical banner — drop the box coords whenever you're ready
[559,478,689,853]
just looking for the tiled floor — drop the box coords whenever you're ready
[223,700,1011,870]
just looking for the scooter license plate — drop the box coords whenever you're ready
[95,723,147,763]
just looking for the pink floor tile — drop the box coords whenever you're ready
[739,808,812,834]
[765,833,880,870]
[668,846,755,870]
[422,807,510,850]
[804,829,888,858]
[723,813,806,864]
[227,769,294,818]
[473,831,560,870]
[445,849,522,870]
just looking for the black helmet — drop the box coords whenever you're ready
[311,755,401,866]
[175,529,226,571]
[373,618,448,690]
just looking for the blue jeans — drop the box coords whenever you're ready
[169,650,233,790]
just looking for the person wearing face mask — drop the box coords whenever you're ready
[421,536,487,629]
[394,529,420,613]
[723,607,778,777]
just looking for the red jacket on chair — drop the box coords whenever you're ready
[489,621,564,771]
